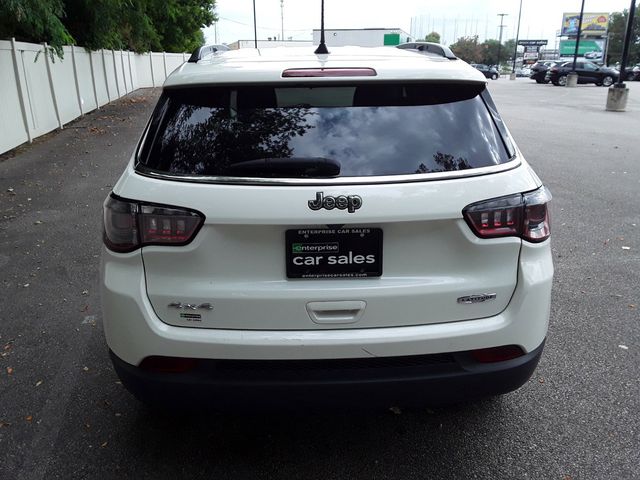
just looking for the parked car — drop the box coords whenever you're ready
[101,43,553,408]
[516,67,532,77]
[546,60,618,86]
[529,61,556,84]
[618,64,640,81]
[470,63,500,80]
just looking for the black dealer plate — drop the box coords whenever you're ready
[286,228,383,279]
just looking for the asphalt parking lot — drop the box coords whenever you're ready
[1,79,638,479]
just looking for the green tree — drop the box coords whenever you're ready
[0,0,74,57]
[502,39,516,64]
[480,39,501,65]
[607,9,640,66]
[424,31,440,43]
[148,0,215,53]
[0,0,217,56]
[450,36,483,63]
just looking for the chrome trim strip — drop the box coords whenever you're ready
[134,157,521,186]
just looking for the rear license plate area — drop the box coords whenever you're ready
[286,228,382,279]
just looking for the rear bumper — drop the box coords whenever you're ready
[110,340,545,408]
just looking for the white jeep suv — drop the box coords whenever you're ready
[101,44,553,407]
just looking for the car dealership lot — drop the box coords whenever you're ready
[1,81,638,479]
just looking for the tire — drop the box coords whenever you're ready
[491,73,498,80]
[558,75,568,86]
[535,79,544,84]
[626,73,634,81]
[602,75,614,87]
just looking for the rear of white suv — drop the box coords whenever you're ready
[101,46,553,407]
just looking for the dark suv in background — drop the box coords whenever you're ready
[470,64,499,80]
[547,61,618,86]
[529,61,556,84]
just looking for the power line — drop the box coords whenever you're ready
[218,16,309,32]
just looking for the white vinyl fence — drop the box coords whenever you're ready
[0,39,189,155]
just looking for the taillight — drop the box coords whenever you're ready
[463,187,551,243]
[103,195,204,253]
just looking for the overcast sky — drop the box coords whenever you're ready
[204,0,631,47]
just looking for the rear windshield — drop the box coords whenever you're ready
[137,83,512,179]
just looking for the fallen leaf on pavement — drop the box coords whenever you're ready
[100,441,108,448]
[618,345,629,350]
[6,367,13,375]
[25,415,33,422]
[389,406,402,415]
[35,380,43,387]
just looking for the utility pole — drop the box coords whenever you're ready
[497,13,508,75]
[511,0,523,79]
[280,0,284,42]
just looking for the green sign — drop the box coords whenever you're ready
[383,33,401,46]
[559,39,602,56]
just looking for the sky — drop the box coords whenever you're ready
[203,0,632,48]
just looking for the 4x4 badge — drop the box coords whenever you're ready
[308,192,362,213]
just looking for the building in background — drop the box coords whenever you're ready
[312,28,412,47]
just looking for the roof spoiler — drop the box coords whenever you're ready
[396,42,457,60]
[187,44,230,63]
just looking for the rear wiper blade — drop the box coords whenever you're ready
[227,157,341,177]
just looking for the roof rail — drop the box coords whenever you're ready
[187,44,230,63]
[396,42,457,60]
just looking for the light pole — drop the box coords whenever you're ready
[606,0,637,111]
[497,13,508,75]
[253,0,258,48]
[567,0,586,87]
[510,0,523,80]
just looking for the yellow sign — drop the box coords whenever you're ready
[561,13,609,36]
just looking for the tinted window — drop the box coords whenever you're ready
[138,84,512,179]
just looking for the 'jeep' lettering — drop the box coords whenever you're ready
[308,192,362,213]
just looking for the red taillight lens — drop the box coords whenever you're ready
[140,356,198,373]
[463,187,551,243]
[103,195,204,253]
[471,345,525,363]
[282,67,377,77]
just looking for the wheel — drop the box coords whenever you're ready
[543,78,550,84]
[602,75,614,87]
[535,79,544,84]
[491,73,498,80]
[558,75,568,86]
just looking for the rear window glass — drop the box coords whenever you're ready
[138,84,512,179]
